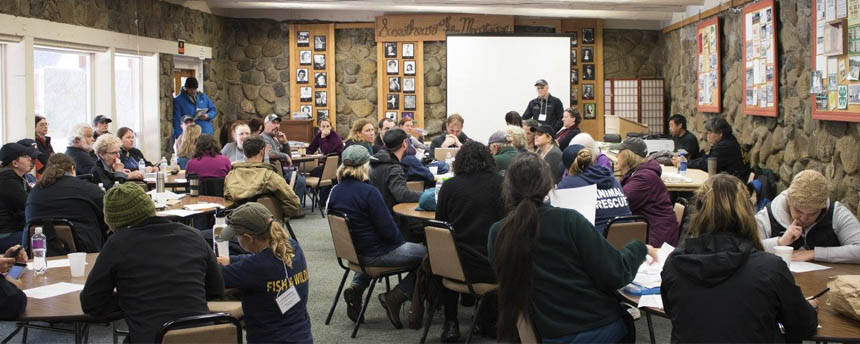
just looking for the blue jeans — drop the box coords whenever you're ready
[351,242,426,297]
[543,318,626,344]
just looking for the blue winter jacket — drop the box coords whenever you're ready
[173,88,217,137]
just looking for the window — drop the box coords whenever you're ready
[605,78,665,135]
[34,47,92,149]
[115,54,142,133]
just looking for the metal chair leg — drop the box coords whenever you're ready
[351,278,377,338]
[285,222,299,243]
[646,312,656,344]
[385,276,391,293]
[326,269,350,325]
[466,296,484,344]
[420,289,441,344]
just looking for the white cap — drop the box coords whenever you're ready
[34,226,43,234]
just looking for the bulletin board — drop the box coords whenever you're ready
[562,19,605,139]
[743,0,779,117]
[377,41,425,128]
[811,0,860,122]
[697,17,721,113]
[288,24,338,129]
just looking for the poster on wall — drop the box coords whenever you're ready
[811,0,860,122]
[743,0,779,117]
[697,17,721,113]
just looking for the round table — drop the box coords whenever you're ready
[392,202,435,221]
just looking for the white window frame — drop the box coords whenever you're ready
[32,45,96,147]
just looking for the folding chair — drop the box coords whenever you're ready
[255,196,299,243]
[199,178,225,197]
[156,313,242,344]
[305,154,339,216]
[28,219,77,257]
[406,181,424,193]
[603,215,649,250]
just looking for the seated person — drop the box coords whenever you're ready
[398,117,428,156]
[307,117,344,157]
[668,114,700,160]
[504,111,522,127]
[489,153,656,342]
[221,121,251,163]
[0,143,38,251]
[26,154,106,255]
[0,245,27,319]
[570,133,614,172]
[216,202,312,343]
[522,119,539,152]
[489,129,520,174]
[172,115,196,157]
[429,113,470,152]
[344,118,375,155]
[373,118,395,153]
[261,114,292,165]
[504,125,528,153]
[186,135,232,180]
[370,129,422,209]
[435,142,504,341]
[756,170,860,264]
[615,137,679,246]
[555,108,581,151]
[65,123,98,176]
[33,116,54,177]
[662,174,818,342]
[328,145,427,329]
[558,144,631,234]
[92,114,112,141]
[176,124,202,170]
[224,135,301,219]
[117,127,157,172]
[90,134,142,190]
[80,183,224,343]
[685,117,749,180]
[248,118,264,135]
[531,124,563,183]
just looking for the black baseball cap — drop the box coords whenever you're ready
[93,115,112,126]
[534,79,548,86]
[264,114,282,123]
[0,142,39,167]
[531,124,556,140]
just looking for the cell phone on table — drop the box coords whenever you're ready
[7,263,26,279]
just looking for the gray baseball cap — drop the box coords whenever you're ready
[612,137,648,158]
[219,202,274,241]
[342,145,375,166]
[488,130,510,145]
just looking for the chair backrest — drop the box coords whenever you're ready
[517,313,538,344]
[604,215,650,250]
[199,178,225,197]
[434,148,459,161]
[673,203,685,224]
[406,180,424,193]
[424,221,467,282]
[158,313,242,344]
[256,195,285,223]
[28,219,77,256]
[320,154,340,180]
[300,158,319,173]
[326,210,360,266]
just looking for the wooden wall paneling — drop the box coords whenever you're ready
[561,19,605,140]
[289,23,337,131]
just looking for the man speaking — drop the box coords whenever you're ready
[522,79,564,132]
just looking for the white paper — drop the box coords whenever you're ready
[548,184,597,225]
[24,282,84,299]
[26,259,70,270]
[838,0,848,18]
[644,139,674,153]
[789,261,832,273]
[817,55,828,75]
[828,56,839,75]
[184,203,224,211]
[638,294,664,309]
[828,0,838,21]
[156,209,203,218]
[276,287,301,314]
[661,172,693,184]
[633,243,675,288]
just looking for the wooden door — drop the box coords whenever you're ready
[173,69,196,97]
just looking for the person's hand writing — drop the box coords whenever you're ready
[217,256,230,266]
[807,298,819,310]
[645,244,660,264]
[793,249,814,262]
[777,219,803,246]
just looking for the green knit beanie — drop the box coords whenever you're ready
[103,183,155,230]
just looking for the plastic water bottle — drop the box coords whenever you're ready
[160,156,168,172]
[31,227,47,274]
[138,158,146,174]
[435,178,443,203]
[170,155,178,169]
[678,152,687,176]
[445,152,453,168]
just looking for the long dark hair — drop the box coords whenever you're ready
[193,135,221,159]
[39,153,74,188]
[493,152,554,340]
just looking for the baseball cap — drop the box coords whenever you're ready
[562,144,586,169]
[488,130,510,145]
[218,202,274,241]
[612,137,648,158]
[531,124,556,140]
[0,142,39,167]
[534,79,548,86]
[181,115,195,123]
[93,115,112,126]
[264,114,282,123]
[342,145,375,166]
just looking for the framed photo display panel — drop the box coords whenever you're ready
[743,0,778,117]
[697,17,721,113]
[810,0,860,122]
[562,19,605,139]
[289,23,337,128]
[377,41,425,128]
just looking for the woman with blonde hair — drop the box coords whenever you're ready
[90,133,143,190]
[176,124,201,169]
[557,144,630,234]
[216,202,312,343]
[661,174,818,342]
[344,119,375,155]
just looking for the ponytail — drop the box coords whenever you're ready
[569,149,593,175]
[39,154,75,188]
[266,221,295,268]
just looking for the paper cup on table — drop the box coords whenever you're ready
[68,252,87,277]
[774,246,793,268]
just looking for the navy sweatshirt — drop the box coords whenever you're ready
[556,164,631,234]
[328,177,406,257]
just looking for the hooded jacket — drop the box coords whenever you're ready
[557,165,631,234]
[661,233,818,343]
[688,133,749,181]
[0,168,29,234]
[224,162,300,218]
[620,159,679,246]
[172,88,216,137]
[369,150,421,209]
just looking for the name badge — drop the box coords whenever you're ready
[276,287,301,314]
[538,113,547,121]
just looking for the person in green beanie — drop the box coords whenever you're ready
[80,183,224,343]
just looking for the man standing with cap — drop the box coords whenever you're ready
[522,79,564,132]
[81,183,223,343]
[0,143,39,251]
[92,115,112,141]
[173,77,217,138]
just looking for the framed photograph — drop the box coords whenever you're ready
[571,49,577,65]
[385,112,397,121]
[582,84,595,100]
[404,95,416,110]
[570,32,578,47]
[582,47,594,62]
[313,54,326,70]
[314,36,326,51]
[315,91,327,106]
[403,61,416,75]
[583,64,595,80]
[389,77,401,92]
[384,43,397,58]
[583,103,596,119]
[570,87,578,105]
[296,69,309,84]
[299,87,312,102]
[317,109,329,118]
[299,105,312,114]
[386,59,399,75]
[571,69,579,85]
[314,72,327,88]
[403,77,416,93]
[583,28,595,44]
[386,94,399,110]
[299,51,311,65]
[402,43,415,58]
[402,112,414,119]
[297,32,310,46]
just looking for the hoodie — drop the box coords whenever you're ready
[224,162,301,218]
[369,150,421,209]
[557,165,631,234]
[620,159,679,246]
[661,233,818,343]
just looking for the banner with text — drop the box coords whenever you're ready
[375,14,514,42]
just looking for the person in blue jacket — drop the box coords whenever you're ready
[173,77,217,137]
[217,202,312,344]
[557,144,632,234]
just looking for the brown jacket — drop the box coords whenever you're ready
[224,162,300,218]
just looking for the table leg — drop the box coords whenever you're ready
[646,312,656,344]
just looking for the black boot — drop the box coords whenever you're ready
[441,319,461,342]
[343,285,365,323]
[379,288,408,329]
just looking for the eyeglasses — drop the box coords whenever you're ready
[105,151,120,156]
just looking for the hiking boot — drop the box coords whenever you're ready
[441,319,461,342]
[379,288,408,329]
[343,285,364,323]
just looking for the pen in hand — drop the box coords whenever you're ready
[807,287,830,300]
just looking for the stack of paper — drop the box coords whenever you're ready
[632,243,675,289]
[156,209,202,218]
[548,184,597,225]
[184,203,225,211]
[789,261,832,273]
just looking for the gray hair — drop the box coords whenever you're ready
[67,124,93,146]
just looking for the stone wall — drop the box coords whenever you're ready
[423,42,447,136]
[334,28,377,138]
[604,29,664,79]
[663,0,860,214]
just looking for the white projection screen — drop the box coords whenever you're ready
[447,35,571,145]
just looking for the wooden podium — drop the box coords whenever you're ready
[280,119,315,143]
[604,116,648,139]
